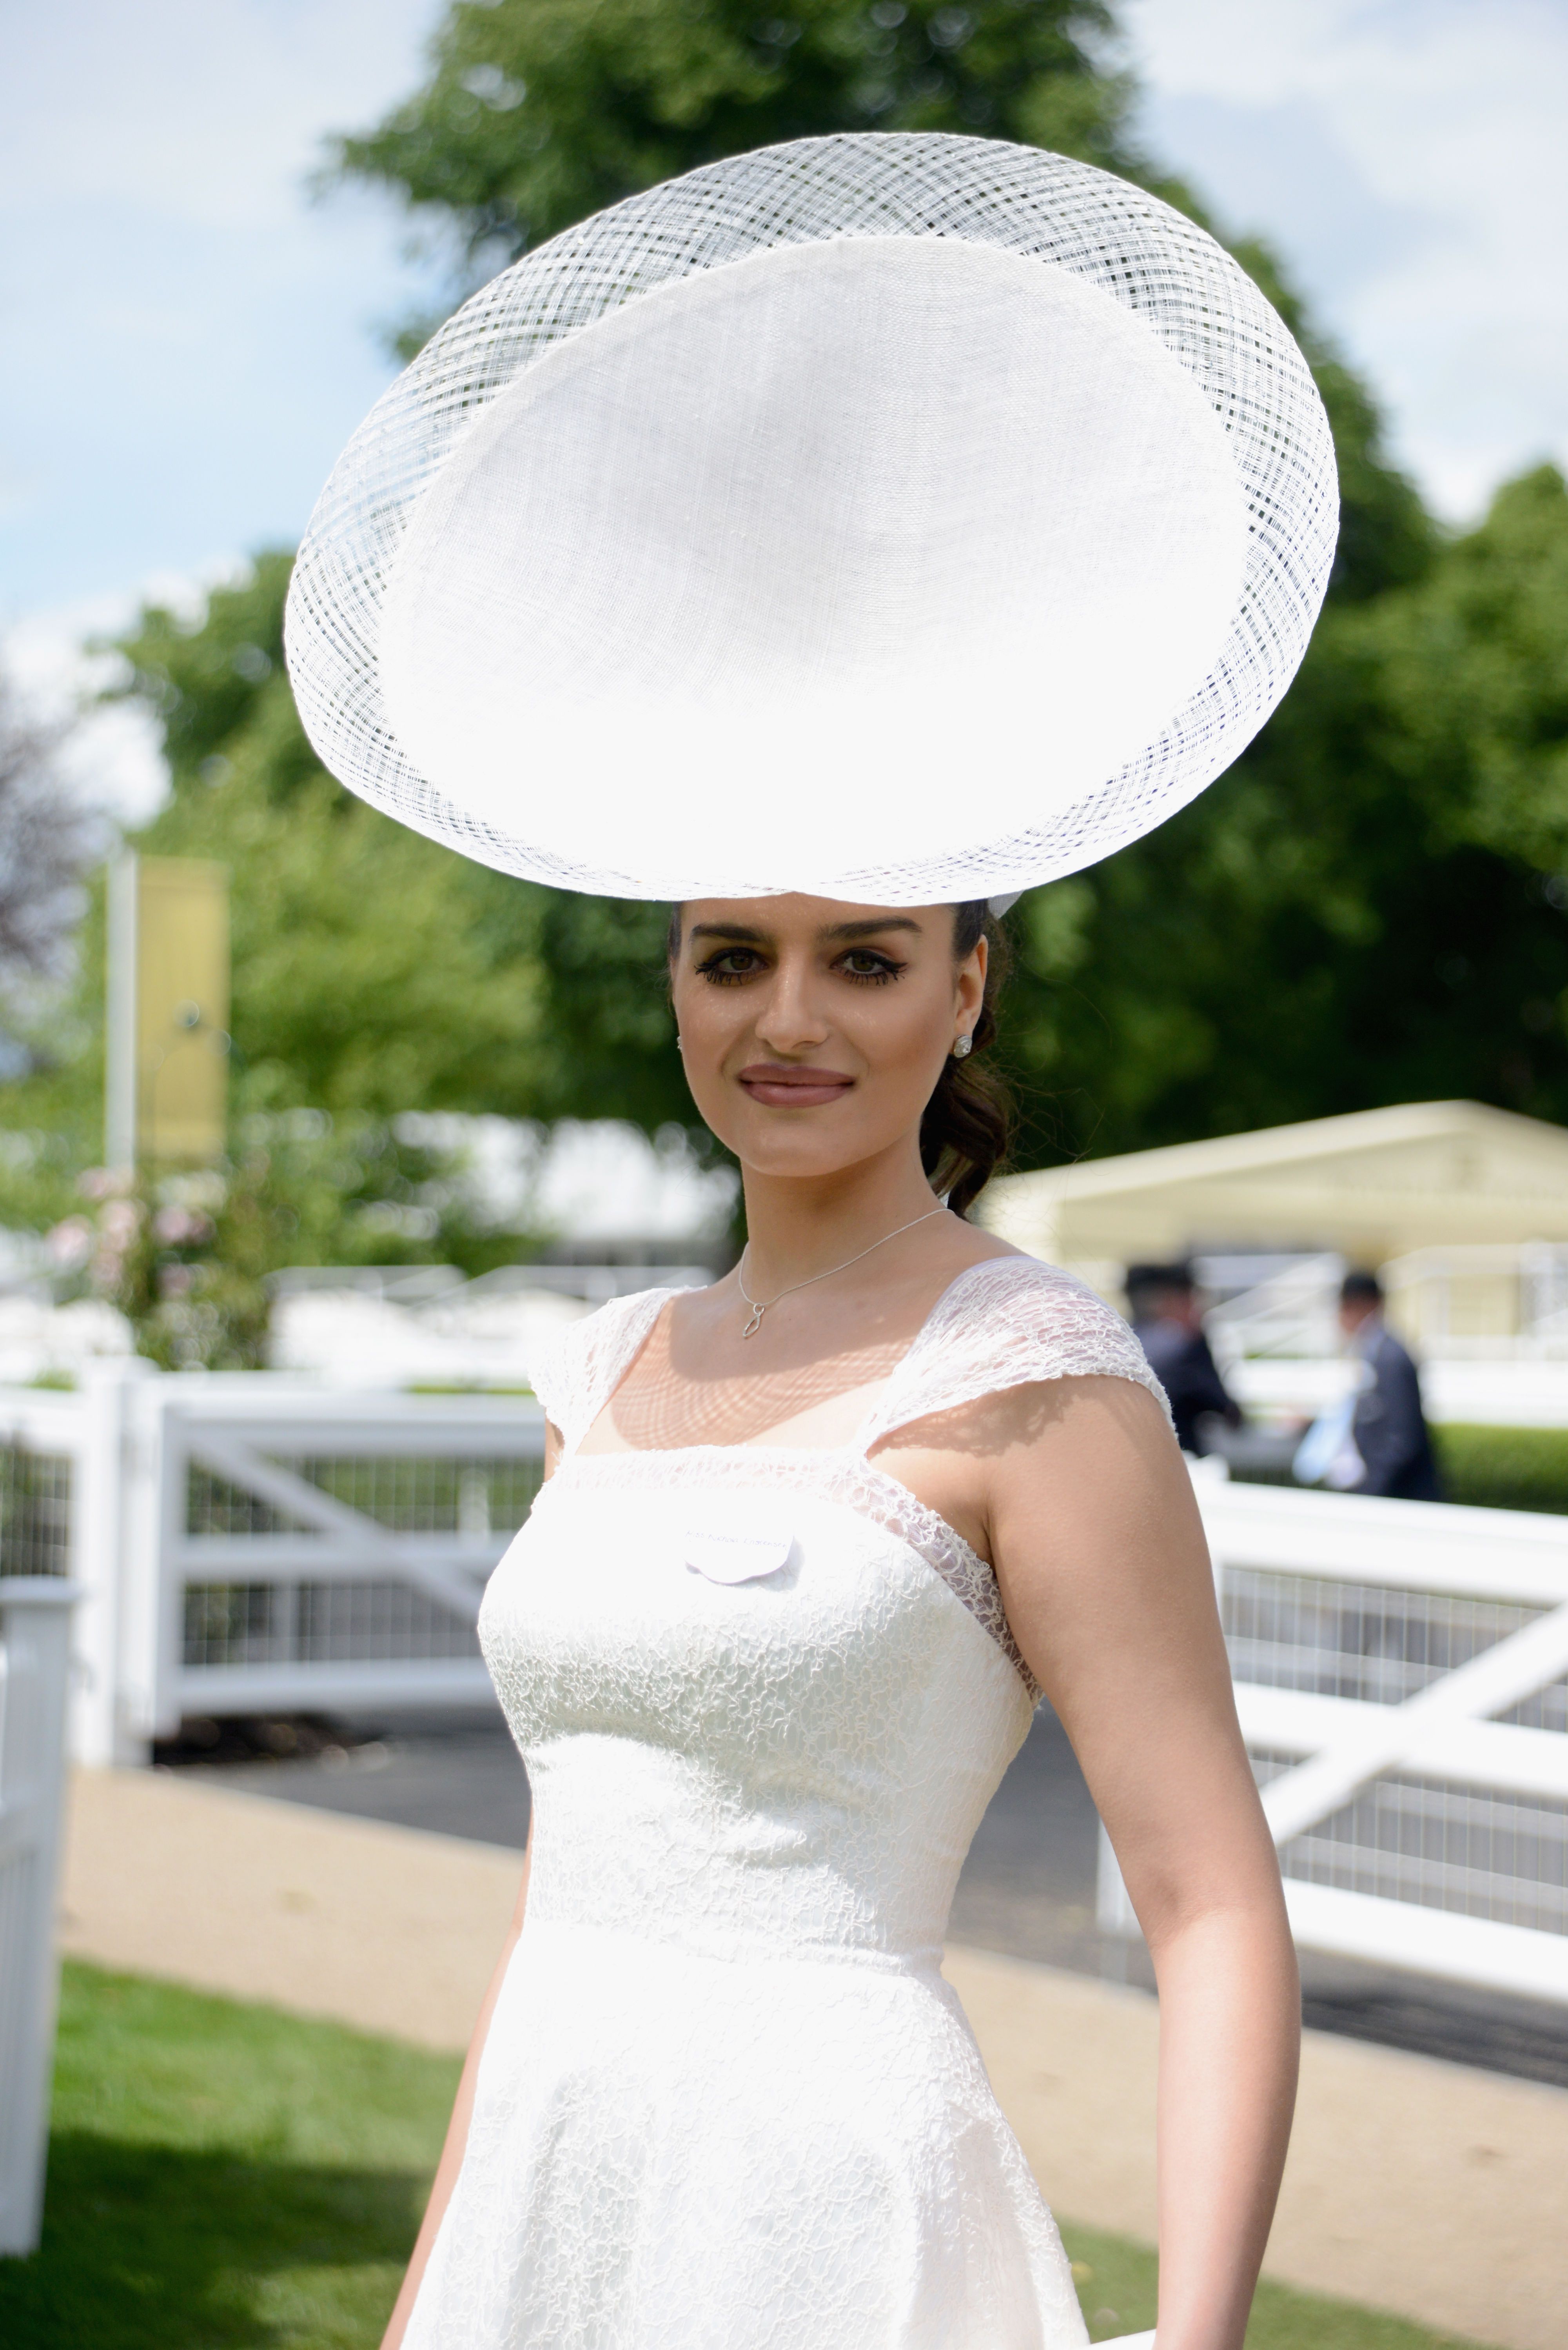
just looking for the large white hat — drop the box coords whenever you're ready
[286,133,1337,906]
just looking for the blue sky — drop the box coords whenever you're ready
[2,0,443,622]
[1129,0,1568,522]
[4,0,1565,814]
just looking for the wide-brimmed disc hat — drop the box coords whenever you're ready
[286,133,1338,907]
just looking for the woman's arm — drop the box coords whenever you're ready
[379,1416,562,2349]
[988,1377,1298,2350]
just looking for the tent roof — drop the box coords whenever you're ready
[980,1101,1568,1261]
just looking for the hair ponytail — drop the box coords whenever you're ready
[921,901,1014,1219]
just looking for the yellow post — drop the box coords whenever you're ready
[105,854,230,1167]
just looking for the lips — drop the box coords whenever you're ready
[737,1063,855,1109]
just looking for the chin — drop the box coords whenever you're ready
[732,1127,889,1181]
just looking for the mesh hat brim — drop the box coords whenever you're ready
[285,133,1338,905]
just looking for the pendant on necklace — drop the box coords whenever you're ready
[741,1302,765,1339]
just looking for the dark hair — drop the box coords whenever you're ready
[1340,1269,1384,1306]
[1126,1261,1196,1307]
[666,899,1014,1220]
[921,901,1014,1220]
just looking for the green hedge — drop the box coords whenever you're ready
[1434,1423,1568,1517]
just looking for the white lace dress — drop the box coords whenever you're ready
[405,1256,1168,2350]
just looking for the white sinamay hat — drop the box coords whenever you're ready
[285,133,1338,907]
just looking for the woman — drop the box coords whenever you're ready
[287,134,1338,2350]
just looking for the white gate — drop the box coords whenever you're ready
[0,1363,544,1762]
[1100,1476,1568,2004]
[0,1578,80,2255]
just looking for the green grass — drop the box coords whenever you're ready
[1435,1422,1568,1516]
[0,1964,459,2349]
[1,1965,1492,2349]
[1059,2222,1489,2347]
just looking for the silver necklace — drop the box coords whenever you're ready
[735,1206,947,1339]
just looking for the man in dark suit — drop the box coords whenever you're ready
[1339,1269,1443,1501]
[1127,1262,1242,1457]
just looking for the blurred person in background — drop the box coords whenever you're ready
[1337,1269,1442,1501]
[1127,1262,1243,1458]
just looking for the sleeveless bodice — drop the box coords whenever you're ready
[408,1255,1167,2350]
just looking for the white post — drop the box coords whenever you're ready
[71,1358,159,1768]
[115,1378,180,1755]
[0,1578,82,2255]
[1095,1822,1136,1938]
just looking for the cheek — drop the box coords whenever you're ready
[826,981,955,1130]
[671,979,743,1092]
[673,976,732,1046]
[863,1000,952,1099]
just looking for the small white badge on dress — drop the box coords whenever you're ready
[684,1528,795,1586]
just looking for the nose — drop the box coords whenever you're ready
[752,951,831,1056]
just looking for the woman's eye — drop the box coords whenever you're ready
[840,951,900,983]
[697,949,762,982]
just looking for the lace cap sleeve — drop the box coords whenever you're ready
[858,1254,1172,1449]
[528,1286,682,1454]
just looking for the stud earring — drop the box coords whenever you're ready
[951,1034,973,1060]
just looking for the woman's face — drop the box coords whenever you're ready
[670,896,985,1181]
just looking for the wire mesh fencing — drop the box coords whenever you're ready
[0,1445,73,1580]
[181,1447,545,1670]
[1229,1555,1568,1948]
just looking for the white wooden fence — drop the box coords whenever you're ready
[1100,1473,1568,2005]
[1,1364,1564,2005]
[0,1362,544,1763]
[0,1578,79,2254]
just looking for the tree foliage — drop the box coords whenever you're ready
[111,556,682,1132]
[1002,466,1568,1160]
[0,675,102,991]
[51,1117,498,1370]
[0,558,695,1278]
[91,465,1564,1190]
[5,0,1565,1236]
[333,0,1132,324]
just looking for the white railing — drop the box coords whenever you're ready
[0,1362,543,1763]
[1100,1475,1568,2003]
[0,1578,80,2255]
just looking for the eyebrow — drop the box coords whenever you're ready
[686,917,924,946]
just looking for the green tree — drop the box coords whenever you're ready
[1001,467,1568,1161]
[14,0,1563,1232]
[0,556,696,1288]
[114,556,684,1133]
[333,0,1133,333]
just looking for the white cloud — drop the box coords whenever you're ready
[1128,0,1568,516]
[1,567,240,825]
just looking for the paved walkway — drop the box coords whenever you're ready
[62,1768,1566,2350]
